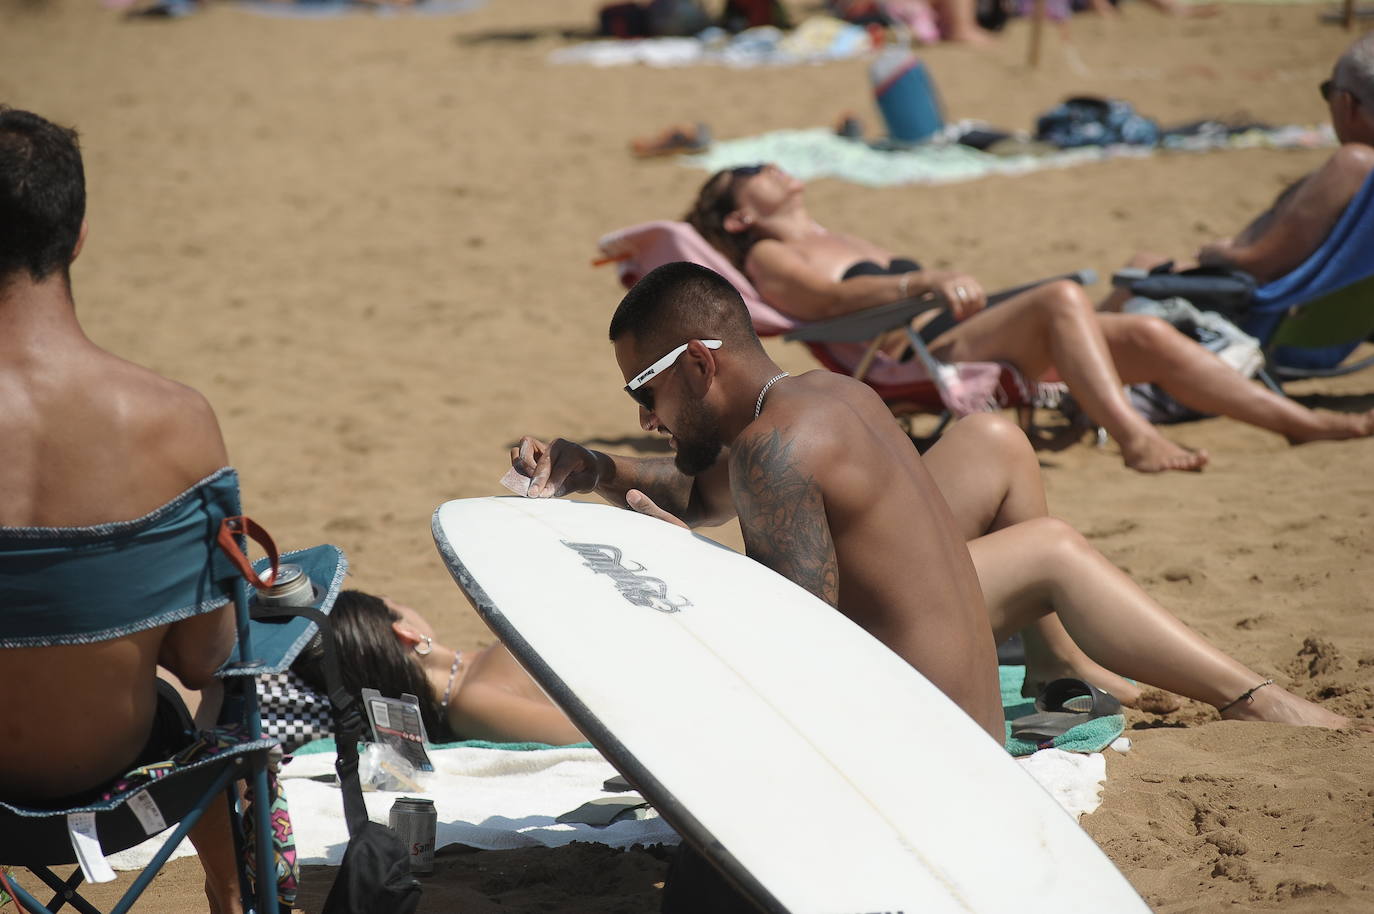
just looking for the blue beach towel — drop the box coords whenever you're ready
[1244,172,1374,369]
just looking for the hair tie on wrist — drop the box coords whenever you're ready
[898,273,911,299]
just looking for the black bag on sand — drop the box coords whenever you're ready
[264,603,421,914]
[321,721,422,914]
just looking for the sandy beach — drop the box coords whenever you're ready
[4,0,1372,909]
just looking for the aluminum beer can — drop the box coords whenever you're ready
[253,563,316,607]
[389,797,437,875]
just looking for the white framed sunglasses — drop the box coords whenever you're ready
[624,339,722,410]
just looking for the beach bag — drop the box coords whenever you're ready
[321,724,421,914]
[1124,296,1264,424]
[598,2,652,37]
[1034,96,1159,148]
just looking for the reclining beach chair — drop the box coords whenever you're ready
[0,468,347,914]
[596,220,1091,436]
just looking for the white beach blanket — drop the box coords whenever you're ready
[106,742,1113,871]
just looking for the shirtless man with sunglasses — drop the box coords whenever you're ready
[510,262,1362,742]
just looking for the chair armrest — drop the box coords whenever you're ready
[782,299,943,343]
[781,270,1097,344]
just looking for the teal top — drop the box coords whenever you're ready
[0,468,243,648]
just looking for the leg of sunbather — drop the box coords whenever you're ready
[968,518,1365,729]
[922,414,1145,706]
[1098,312,1374,442]
[190,804,243,914]
[927,279,1210,473]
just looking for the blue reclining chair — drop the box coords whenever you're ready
[0,467,347,914]
[1243,171,1374,387]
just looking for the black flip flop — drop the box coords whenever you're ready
[1010,678,1123,742]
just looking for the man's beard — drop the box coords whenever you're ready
[672,397,724,476]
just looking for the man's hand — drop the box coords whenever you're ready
[922,271,986,320]
[509,436,603,498]
[625,489,690,529]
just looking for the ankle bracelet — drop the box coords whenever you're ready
[1218,678,1275,715]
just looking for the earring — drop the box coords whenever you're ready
[413,635,433,656]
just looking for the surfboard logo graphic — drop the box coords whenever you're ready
[561,541,690,614]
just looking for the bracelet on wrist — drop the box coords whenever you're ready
[897,272,911,299]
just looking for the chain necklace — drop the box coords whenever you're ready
[754,372,790,419]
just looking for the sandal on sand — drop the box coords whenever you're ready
[630,123,712,158]
[1011,678,1123,742]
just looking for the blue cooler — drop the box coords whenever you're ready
[870,49,944,144]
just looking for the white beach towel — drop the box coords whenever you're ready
[106,743,1110,870]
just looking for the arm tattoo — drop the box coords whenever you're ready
[600,456,696,520]
[730,430,839,606]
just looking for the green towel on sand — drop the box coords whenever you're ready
[1001,666,1124,757]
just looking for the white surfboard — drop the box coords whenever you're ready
[433,496,1148,914]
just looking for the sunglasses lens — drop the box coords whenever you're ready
[629,387,653,411]
[1321,79,1334,101]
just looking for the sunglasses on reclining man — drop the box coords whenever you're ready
[623,339,723,411]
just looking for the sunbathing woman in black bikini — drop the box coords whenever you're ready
[686,164,1374,472]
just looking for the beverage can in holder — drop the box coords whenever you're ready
[870,49,944,144]
[254,563,315,607]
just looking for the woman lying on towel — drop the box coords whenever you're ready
[685,164,1374,472]
[262,590,582,751]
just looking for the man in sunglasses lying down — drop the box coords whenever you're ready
[509,261,1365,741]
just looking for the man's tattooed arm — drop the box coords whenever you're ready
[729,429,839,607]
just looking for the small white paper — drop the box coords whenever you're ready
[371,698,391,730]
[68,811,117,884]
[127,790,168,835]
[499,466,533,497]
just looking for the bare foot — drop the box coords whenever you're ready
[1222,681,1373,731]
[1121,433,1209,473]
[1285,409,1374,445]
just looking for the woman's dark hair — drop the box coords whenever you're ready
[684,166,760,270]
[292,589,455,743]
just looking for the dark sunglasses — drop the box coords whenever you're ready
[1321,79,1337,102]
[721,164,765,200]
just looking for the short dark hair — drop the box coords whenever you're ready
[608,261,760,355]
[0,107,86,286]
[292,590,456,743]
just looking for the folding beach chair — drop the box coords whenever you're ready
[1243,173,1374,391]
[0,468,347,914]
[1115,173,1374,395]
[596,220,1091,436]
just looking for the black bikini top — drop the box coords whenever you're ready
[841,256,922,281]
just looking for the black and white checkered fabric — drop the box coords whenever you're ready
[258,670,334,753]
